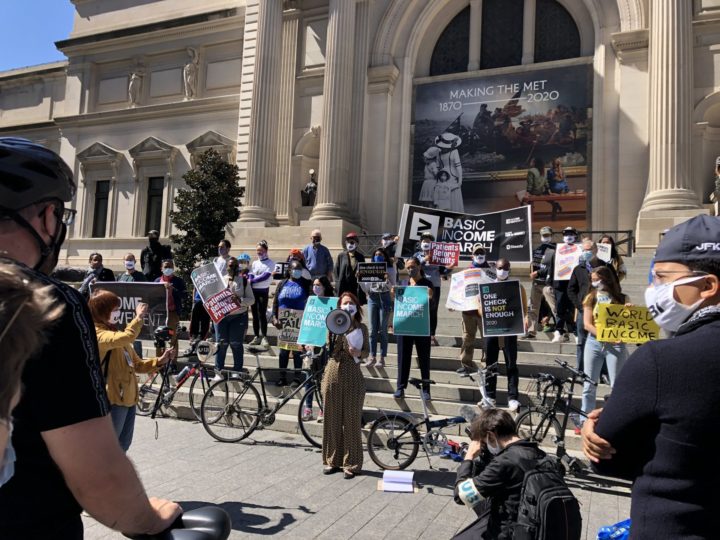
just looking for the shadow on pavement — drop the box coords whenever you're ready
[178,500,315,535]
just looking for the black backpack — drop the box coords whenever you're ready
[514,456,582,540]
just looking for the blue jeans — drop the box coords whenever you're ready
[581,334,628,414]
[110,405,136,452]
[368,291,392,358]
[576,309,586,373]
[214,312,248,371]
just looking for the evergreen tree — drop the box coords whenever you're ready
[170,149,243,300]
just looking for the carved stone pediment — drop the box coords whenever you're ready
[185,130,235,167]
[76,142,122,182]
[128,136,178,180]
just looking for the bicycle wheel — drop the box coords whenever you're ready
[297,384,324,448]
[200,378,261,443]
[188,367,217,422]
[367,415,420,470]
[137,372,168,417]
[516,408,563,445]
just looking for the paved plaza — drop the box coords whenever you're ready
[82,416,630,539]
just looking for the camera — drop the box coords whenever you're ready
[154,325,173,349]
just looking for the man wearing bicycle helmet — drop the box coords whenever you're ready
[0,138,181,539]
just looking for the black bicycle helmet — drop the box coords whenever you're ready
[0,137,75,211]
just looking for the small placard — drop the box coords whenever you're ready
[357,262,387,283]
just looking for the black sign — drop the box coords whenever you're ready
[273,262,289,280]
[397,204,531,262]
[480,280,525,337]
[90,282,168,340]
[191,263,225,302]
[357,262,387,283]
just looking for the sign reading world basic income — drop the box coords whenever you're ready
[595,305,660,344]
[298,296,339,347]
[480,281,525,337]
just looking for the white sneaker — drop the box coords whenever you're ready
[551,331,562,343]
[249,336,261,346]
[211,373,224,383]
[478,398,496,409]
[261,337,270,348]
[508,399,521,412]
[364,357,376,367]
[574,334,579,344]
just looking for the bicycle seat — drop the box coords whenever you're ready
[408,377,435,388]
[246,345,267,354]
[123,506,231,540]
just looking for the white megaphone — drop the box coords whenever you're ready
[325,308,352,335]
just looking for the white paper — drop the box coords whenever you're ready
[346,327,363,364]
[596,242,612,263]
[382,470,414,492]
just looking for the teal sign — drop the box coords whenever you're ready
[393,286,431,337]
[297,296,339,347]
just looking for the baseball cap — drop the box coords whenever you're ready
[288,248,304,261]
[540,226,553,235]
[562,226,577,235]
[147,230,160,238]
[420,233,435,241]
[472,245,486,255]
[654,215,720,263]
[346,232,359,241]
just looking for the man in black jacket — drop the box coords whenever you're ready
[140,230,172,281]
[582,215,720,540]
[454,409,546,539]
[335,232,366,304]
[526,226,556,337]
[78,252,115,298]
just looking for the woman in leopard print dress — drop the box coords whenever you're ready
[321,291,369,479]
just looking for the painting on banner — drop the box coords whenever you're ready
[357,262,387,283]
[480,281,526,337]
[397,204,532,263]
[298,296,339,347]
[393,286,431,336]
[445,268,494,311]
[190,263,242,323]
[596,305,660,344]
[429,242,460,267]
[278,308,304,351]
[553,242,582,281]
[90,282,167,340]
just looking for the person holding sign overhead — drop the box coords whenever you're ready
[415,232,450,346]
[393,257,433,400]
[359,247,396,368]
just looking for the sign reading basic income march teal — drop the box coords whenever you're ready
[393,286,431,337]
[297,296,339,347]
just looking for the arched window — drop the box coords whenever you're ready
[481,0,524,69]
[534,0,581,63]
[429,7,470,77]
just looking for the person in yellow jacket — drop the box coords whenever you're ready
[88,290,173,451]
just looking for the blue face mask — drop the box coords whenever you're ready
[291,269,303,279]
[372,255,384,263]
[162,268,174,277]
[0,423,16,488]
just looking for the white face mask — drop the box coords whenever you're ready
[421,242,431,251]
[645,276,706,333]
[474,255,486,265]
[486,436,502,456]
[346,243,357,252]
[496,269,510,280]
[312,285,324,296]
[541,235,552,243]
[124,260,135,270]
[0,423,16,488]
[563,235,576,245]
[110,309,122,324]
[342,303,357,316]
[591,280,603,289]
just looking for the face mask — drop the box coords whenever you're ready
[239,263,249,270]
[342,304,357,316]
[313,238,321,245]
[645,276,706,333]
[541,235,552,243]
[408,267,419,277]
[486,436,501,456]
[591,280,604,290]
[0,423,16,488]
[218,247,228,257]
[381,240,391,248]
[291,269,303,279]
[312,285,324,296]
[563,235,576,245]
[474,255,486,265]
[124,260,135,270]
[421,242,431,251]
[110,309,122,324]
[580,250,593,263]
[373,255,384,263]
[257,251,266,260]
[496,269,510,280]
[346,243,357,252]
[163,268,174,277]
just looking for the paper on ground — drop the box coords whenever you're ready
[382,470,414,492]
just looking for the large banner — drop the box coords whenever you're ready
[298,296,338,347]
[393,286,431,336]
[480,281,526,337]
[397,203,532,262]
[190,263,242,323]
[596,305,660,344]
[90,282,168,340]
[413,62,592,229]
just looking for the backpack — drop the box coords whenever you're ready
[513,456,582,540]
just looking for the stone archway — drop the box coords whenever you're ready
[693,92,720,202]
[291,127,321,224]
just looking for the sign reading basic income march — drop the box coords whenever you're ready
[191,262,242,323]
[393,286,431,336]
[480,281,525,337]
[298,296,339,347]
[595,305,660,344]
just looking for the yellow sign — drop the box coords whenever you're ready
[595,305,660,344]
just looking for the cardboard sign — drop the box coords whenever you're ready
[191,263,225,302]
[480,281,526,337]
[429,242,460,267]
[393,286,431,336]
[446,273,468,311]
[272,262,289,280]
[298,296,339,347]
[357,262,387,283]
[278,308,304,351]
[203,288,243,324]
[445,268,495,311]
[596,304,660,344]
[553,243,582,281]
[90,282,168,340]
[596,243,612,263]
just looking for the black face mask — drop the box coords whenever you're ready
[6,208,66,275]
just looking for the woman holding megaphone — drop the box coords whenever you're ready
[321,292,369,479]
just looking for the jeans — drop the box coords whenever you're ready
[368,291,391,358]
[279,348,303,383]
[575,308,586,373]
[485,336,519,401]
[396,335,431,392]
[251,288,269,338]
[214,312,248,371]
[110,405,136,452]
[581,334,628,414]
[553,287,576,334]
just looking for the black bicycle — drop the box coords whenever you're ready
[515,357,596,473]
[200,346,325,447]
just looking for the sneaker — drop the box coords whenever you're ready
[421,390,431,402]
[562,333,570,343]
[261,336,270,348]
[574,334,579,344]
[364,357,376,367]
[574,426,582,435]
[508,399,521,412]
[276,378,287,387]
[301,407,313,421]
[478,398,496,409]
[430,336,439,346]
[318,409,324,423]
[249,336,261,346]
[551,331,563,343]
[456,366,472,376]
[522,333,536,339]
[393,388,405,399]
[542,325,555,332]
[211,373,224,383]
[376,358,386,368]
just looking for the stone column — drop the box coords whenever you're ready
[274,7,301,223]
[310,0,356,222]
[467,0,482,71]
[521,0,536,65]
[239,0,283,224]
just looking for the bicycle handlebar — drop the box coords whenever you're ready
[553,357,597,386]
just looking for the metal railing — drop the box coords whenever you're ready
[529,230,636,257]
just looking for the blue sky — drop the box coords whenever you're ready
[0,1,75,72]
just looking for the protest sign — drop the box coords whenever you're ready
[357,262,387,283]
[480,281,526,337]
[553,243,582,281]
[446,268,495,311]
[90,282,167,340]
[203,289,243,324]
[298,296,339,347]
[596,243,612,263]
[393,286,431,336]
[446,273,467,311]
[272,262,289,280]
[397,204,532,263]
[278,308,304,351]
[191,263,243,323]
[596,305,660,344]
[429,242,460,267]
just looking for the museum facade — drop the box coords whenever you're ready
[0,0,717,267]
